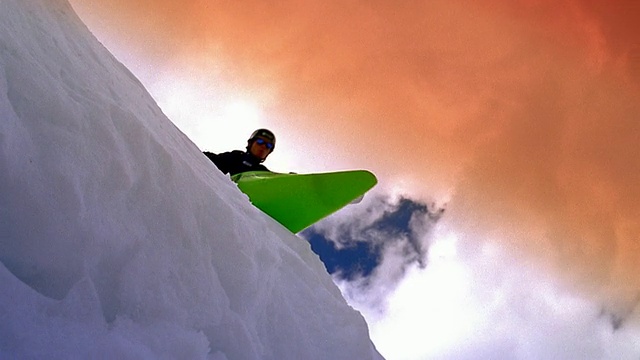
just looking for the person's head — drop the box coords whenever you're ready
[246,128,276,162]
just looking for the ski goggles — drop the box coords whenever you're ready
[255,138,274,150]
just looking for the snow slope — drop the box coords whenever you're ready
[0,0,382,359]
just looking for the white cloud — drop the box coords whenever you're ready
[340,226,640,359]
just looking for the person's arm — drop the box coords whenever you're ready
[205,150,272,175]
[257,164,271,173]
[204,151,236,174]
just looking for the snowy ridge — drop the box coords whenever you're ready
[0,0,382,358]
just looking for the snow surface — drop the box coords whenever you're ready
[0,0,382,359]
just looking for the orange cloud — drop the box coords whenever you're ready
[71,0,640,308]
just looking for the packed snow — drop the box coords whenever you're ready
[0,0,382,359]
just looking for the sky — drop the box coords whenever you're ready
[68,1,640,358]
[0,0,381,358]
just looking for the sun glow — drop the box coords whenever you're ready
[224,100,261,125]
[149,75,268,152]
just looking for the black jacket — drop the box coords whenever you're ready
[204,150,270,176]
